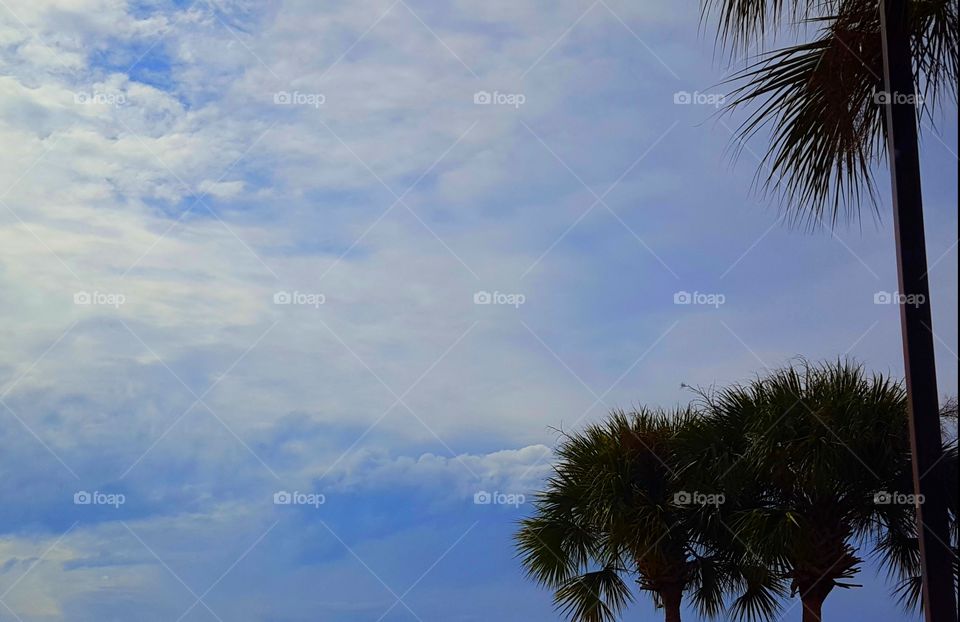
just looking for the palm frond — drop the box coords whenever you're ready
[724,7,885,228]
[554,569,634,622]
[516,514,592,586]
[715,0,958,227]
[892,573,925,611]
[687,554,729,617]
[701,0,827,53]
[728,575,787,622]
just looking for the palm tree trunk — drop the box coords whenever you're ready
[879,3,958,621]
[661,587,682,622]
[800,593,826,622]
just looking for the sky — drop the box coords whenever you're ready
[0,0,956,620]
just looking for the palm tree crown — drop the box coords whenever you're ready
[692,360,955,621]
[515,407,781,622]
[706,0,958,226]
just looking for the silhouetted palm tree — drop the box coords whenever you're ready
[515,408,783,622]
[692,360,958,622]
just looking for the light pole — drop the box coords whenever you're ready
[878,1,957,620]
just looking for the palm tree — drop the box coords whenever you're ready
[701,3,958,618]
[515,407,783,622]
[704,0,956,226]
[693,360,957,622]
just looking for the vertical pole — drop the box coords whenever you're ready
[878,1,956,620]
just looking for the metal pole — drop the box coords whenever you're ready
[878,1,956,620]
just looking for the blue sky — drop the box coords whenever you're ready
[0,0,956,620]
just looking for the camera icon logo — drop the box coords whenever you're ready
[874,291,893,305]
[273,491,293,505]
[673,291,692,305]
[273,291,292,305]
[474,91,492,105]
[274,91,292,104]
[474,490,493,505]
[874,91,891,105]
[673,91,692,104]
[74,491,93,505]
[74,291,92,305]
[873,491,892,504]
[473,291,492,305]
[673,491,692,505]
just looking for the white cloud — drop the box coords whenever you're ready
[321,444,553,498]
